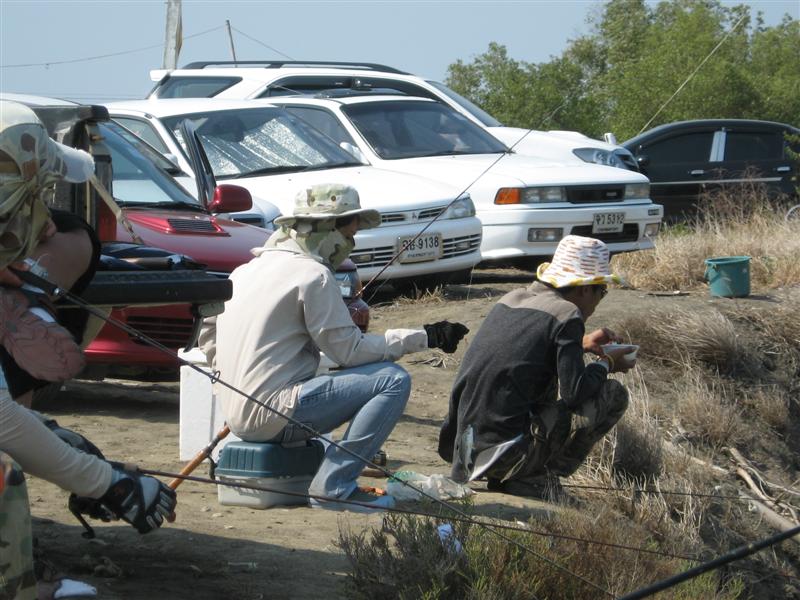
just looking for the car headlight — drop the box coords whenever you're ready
[624,183,650,199]
[495,187,565,204]
[573,147,625,168]
[445,195,476,219]
[334,269,362,299]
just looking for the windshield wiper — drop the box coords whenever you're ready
[417,149,486,157]
[226,165,316,179]
[118,200,206,212]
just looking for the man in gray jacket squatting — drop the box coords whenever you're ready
[438,235,636,500]
[201,183,468,512]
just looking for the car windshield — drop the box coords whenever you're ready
[161,107,362,179]
[341,100,508,159]
[100,122,203,208]
[425,81,503,127]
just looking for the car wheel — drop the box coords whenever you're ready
[785,204,800,222]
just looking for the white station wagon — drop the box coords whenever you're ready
[105,98,483,283]
[263,95,663,262]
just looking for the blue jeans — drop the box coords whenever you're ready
[270,362,411,499]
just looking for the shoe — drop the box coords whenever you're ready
[487,474,565,502]
[310,487,396,513]
[0,286,84,382]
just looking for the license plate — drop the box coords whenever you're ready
[398,233,442,263]
[592,212,625,234]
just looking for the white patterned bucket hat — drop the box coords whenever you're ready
[536,235,621,288]
[274,183,380,230]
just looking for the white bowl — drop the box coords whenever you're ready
[601,343,639,361]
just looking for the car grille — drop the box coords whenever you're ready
[126,316,195,347]
[351,233,481,268]
[380,206,447,224]
[566,185,625,204]
[167,218,220,233]
[570,224,639,243]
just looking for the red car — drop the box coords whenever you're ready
[27,100,368,380]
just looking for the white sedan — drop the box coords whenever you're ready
[105,98,483,283]
[265,95,663,262]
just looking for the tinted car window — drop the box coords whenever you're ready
[724,130,784,161]
[156,76,242,98]
[641,132,714,163]
[112,117,169,153]
[342,100,508,159]
[100,122,202,207]
[426,80,503,127]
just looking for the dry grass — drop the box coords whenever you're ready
[338,508,743,600]
[612,185,800,292]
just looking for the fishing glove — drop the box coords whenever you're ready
[99,463,177,534]
[424,321,469,353]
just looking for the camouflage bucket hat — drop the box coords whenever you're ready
[536,235,622,288]
[0,100,95,269]
[274,183,380,230]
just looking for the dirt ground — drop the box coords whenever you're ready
[25,267,799,600]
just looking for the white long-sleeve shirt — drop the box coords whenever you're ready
[0,389,111,497]
[199,246,427,441]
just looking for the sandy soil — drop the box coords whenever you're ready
[25,268,798,600]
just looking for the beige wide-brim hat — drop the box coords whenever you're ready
[274,183,380,230]
[536,235,622,288]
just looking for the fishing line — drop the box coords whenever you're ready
[142,469,799,584]
[26,271,611,597]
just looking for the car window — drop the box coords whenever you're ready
[100,122,201,207]
[426,80,503,127]
[342,100,508,159]
[283,106,355,146]
[155,76,242,98]
[724,130,785,161]
[640,132,714,163]
[161,107,362,179]
[112,117,169,153]
[258,76,441,101]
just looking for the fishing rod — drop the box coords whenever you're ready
[17,267,611,598]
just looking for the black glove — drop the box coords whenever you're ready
[98,463,177,534]
[42,416,105,459]
[423,321,469,353]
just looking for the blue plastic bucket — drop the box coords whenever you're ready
[703,256,750,298]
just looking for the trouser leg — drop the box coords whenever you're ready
[0,454,36,600]
[547,379,629,477]
[272,362,411,499]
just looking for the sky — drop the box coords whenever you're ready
[0,0,797,104]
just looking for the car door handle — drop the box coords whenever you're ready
[689,169,705,176]
[775,166,791,173]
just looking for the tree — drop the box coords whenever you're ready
[445,0,798,140]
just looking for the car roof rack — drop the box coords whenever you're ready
[180,60,409,75]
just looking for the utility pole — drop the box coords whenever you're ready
[225,20,238,65]
[163,0,182,70]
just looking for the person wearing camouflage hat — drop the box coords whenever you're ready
[1,102,178,599]
[438,235,636,500]
[200,183,468,512]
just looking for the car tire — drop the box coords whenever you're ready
[785,204,800,222]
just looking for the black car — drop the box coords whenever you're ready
[623,119,799,222]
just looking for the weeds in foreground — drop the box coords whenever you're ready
[612,185,800,291]
[338,509,743,600]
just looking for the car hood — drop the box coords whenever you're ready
[121,208,270,273]
[488,127,622,162]
[226,165,463,215]
[376,153,649,202]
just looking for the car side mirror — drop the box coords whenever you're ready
[208,184,253,214]
[339,142,366,163]
[603,132,618,145]
[636,155,650,168]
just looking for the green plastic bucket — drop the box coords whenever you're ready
[703,256,750,298]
